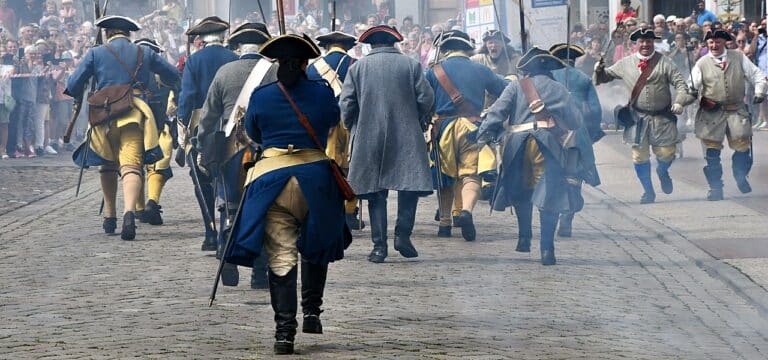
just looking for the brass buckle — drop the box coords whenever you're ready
[529,100,545,114]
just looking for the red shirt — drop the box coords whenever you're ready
[615,9,637,24]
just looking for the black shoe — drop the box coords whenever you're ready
[640,191,656,204]
[35,147,44,156]
[302,314,323,334]
[434,208,440,222]
[437,225,451,237]
[455,210,476,241]
[452,215,460,227]
[394,235,418,258]
[103,217,117,234]
[707,188,724,201]
[368,247,387,263]
[515,237,531,252]
[201,233,217,251]
[541,249,556,265]
[657,170,673,194]
[221,263,239,286]
[135,210,147,223]
[120,212,136,240]
[143,200,164,225]
[736,178,752,194]
[274,336,294,355]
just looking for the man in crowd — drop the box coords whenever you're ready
[65,15,179,240]
[425,30,506,241]
[594,28,694,204]
[177,16,238,251]
[340,25,434,263]
[689,29,767,201]
[196,22,276,288]
[694,1,718,26]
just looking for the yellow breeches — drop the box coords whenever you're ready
[89,97,159,165]
[264,177,308,277]
[702,136,751,152]
[523,137,545,189]
[106,123,145,167]
[437,117,480,179]
[326,124,350,169]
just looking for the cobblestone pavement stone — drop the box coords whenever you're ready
[1,143,768,359]
[0,153,79,216]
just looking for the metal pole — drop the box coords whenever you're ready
[565,0,571,88]
[518,0,527,52]
[276,0,286,35]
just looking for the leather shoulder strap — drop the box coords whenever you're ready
[434,63,477,116]
[276,82,325,152]
[519,77,550,121]
[104,44,144,89]
[629,53,660,105]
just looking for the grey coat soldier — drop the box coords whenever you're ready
[340,46,435,196]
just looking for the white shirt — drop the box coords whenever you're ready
[690,50,768,96]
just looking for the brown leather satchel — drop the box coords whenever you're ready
[276,82,356,201]
[86,45,143,126]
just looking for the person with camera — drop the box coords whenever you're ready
[689,29,767,201]
[594,28,695,204]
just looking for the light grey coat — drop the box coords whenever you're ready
[340,46,435,197]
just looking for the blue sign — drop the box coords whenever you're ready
[532,0,567,8]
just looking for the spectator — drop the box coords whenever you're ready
[12,45,38,158]
[615,0,637,25]
[17,0,41,28]
[666,16,678,43]
[654,26,670,54]
[0,0,16,38]
[0,54,9,159]
[58,0,75,26]
[693,1,717,26]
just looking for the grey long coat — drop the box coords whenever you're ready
[340,46,435,197]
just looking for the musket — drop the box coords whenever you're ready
[187,151,217,233]
[276,0,286,35]
[518,0,528,52]
[256,0,266,24]
[565,0,571,87]
[331,1,337,32]
[429,34,447,222]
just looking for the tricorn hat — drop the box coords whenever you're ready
[549,43,585,60]
[186,16,229,36]
[228,22,271,49]
[259,34,321,60]
[516,46,565,73]
[316,31,356,48]
[134,38,164,53]
[629,27,661,41]
[95,15,141,32]
[704,29,733,41]
[358,25,403,44]
[481,29,511,44]
[435,30,475,51]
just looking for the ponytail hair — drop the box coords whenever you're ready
[277,58,306,87]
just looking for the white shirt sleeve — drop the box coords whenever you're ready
[690,59,703,91]
[742,54,768,96]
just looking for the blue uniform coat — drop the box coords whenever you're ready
[225,77,347,267]
[177,44,238,125]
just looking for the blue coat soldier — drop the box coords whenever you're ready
[132,38,179,226]
[177,16,239,251]
[65,16,180,240]
[223,34,348,355]
[549,43,602,238]
[339,25,435,264]
[307,31,364,230]
[196,22,277,289]
[425,30,507,241]
[478,47,582,265]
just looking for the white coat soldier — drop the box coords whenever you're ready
[222,34,348,355]
[690,29,767,200]
[425,30,507,241]
[65,16,180,240]
[477,47,582,266]
[594,28,695,204]
[196,22,277,289]
[306,31,363,230]
[339,25,435,263]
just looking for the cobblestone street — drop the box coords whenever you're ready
[2,134,768,359]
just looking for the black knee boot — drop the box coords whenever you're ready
[300,259,328,334]
[704,148,724,201]
[394,192,419,258]
[367,193,388,263]
[540,211,558,265]
[514,202,533,252]
[269,266,298,355]
[558,212,574,238]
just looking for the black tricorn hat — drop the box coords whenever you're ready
[134,38,164,53]
[704,29,733,41]
[435,30,475,51]
[358,25,403,44]
[549,43,585,60]
[516,46,565,73]
[316,31,356,48]
[228,22,271,49]
[629,27,661,41]
[260,34,321,60]
[481,29,511,43]
[186,16,229,36]
[95,15,141,32]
